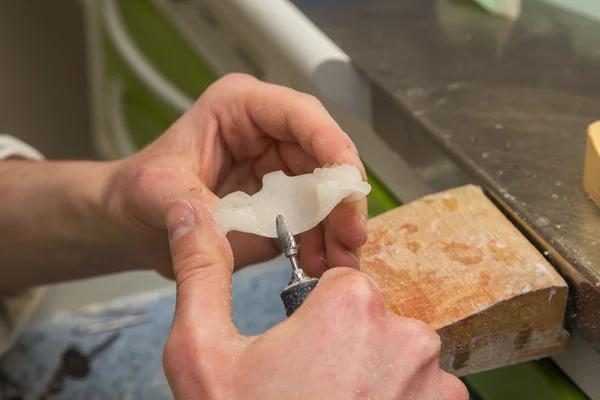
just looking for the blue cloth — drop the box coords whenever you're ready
[1,258,292,399]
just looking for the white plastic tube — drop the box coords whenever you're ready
[103,0,194,114]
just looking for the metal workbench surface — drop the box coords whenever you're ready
[292,0,600,346]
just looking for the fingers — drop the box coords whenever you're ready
[165,198,237,340]
[324,200,368,268]
[299,203,368,276]
[327,198,368,247]
[320,199,368,272]
[214,74,368,269]
[298,225,327,277]
[324,227,359,270]
[243,82,362,171]
[228,76,369,265]
[201,74,366,176]
[159,74,369,273]
[276,142,320,176]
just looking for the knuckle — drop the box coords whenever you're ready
[197,73,257,105]
[173,252,220,283]
[221,72,255,83]
[345,274,380,301]
[128,165,166,197]
[303,93,323,107]
[401,318,442,356]
[116,164,169,217]
[212,73,256,91]
[446,375,469,400]
[325,269,383,313]
[454,384,470,400]
[130,166,154,192]
[175,251,210,271]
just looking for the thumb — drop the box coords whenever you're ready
[165,197,237,339]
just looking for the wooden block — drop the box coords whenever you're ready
[361,185,569,376]
[584,120,600,208]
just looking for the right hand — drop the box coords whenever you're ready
[163,198,468,399]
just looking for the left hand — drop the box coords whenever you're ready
[102,74,368,278]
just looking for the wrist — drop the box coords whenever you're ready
[0,159,129,290]
[32,159,126,275]
[73,158,162,275]
[67,159,129,272]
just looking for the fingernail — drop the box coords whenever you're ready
[166,199,195,241]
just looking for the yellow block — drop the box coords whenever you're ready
[583,121,600,208]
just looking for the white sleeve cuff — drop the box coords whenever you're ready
[0,134,45,161]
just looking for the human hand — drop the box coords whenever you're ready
[162,198,468,400]
[104,74,367,278]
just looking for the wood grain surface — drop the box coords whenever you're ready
[361,185,569,376]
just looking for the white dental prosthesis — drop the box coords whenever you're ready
[213,164,371,238]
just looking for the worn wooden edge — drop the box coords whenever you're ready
[443,327,570,377]
[485,187,600,348]
[437,285,570,376]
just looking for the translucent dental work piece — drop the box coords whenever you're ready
[213,164,371,238]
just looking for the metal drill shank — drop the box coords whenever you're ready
[276,215,319,316]
[276,215,307,281]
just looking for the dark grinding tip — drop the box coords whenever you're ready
[276,215,297,252]
[280,279,319,317]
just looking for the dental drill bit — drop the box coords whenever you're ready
[276,215,319,316]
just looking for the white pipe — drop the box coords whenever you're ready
[103,0,194,115]
[210,0,372,121]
